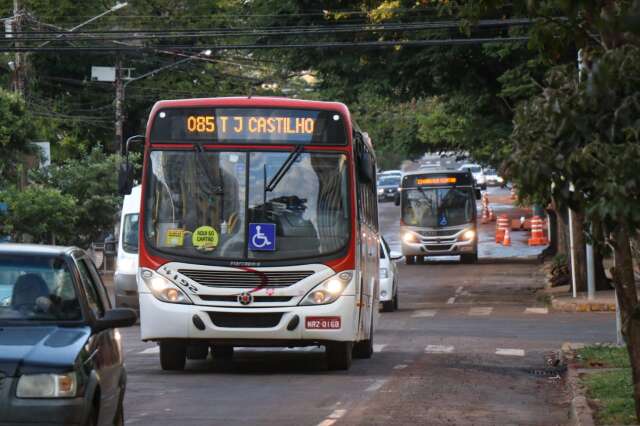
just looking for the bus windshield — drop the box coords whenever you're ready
[144,150,350,261]
[402,187,474,227]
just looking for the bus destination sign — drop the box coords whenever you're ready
[404,173,474,187]
[150,107,347,145]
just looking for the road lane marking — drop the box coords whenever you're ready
[425,345,454,354]
[455,286,464,295]
[328,409,347,419]
[317,420,336,426]
[447,297,456,304]
[412,309,437,318]
[138,346,159,355]
[496,348,526,357]
[393,364,408,370]
[366,379,388,392]
[373,344,387,353]
[525,307,549,314]
[468,307,493,316]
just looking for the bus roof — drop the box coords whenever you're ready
[150,96,351,119]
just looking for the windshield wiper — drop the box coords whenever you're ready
[265,145,304,192]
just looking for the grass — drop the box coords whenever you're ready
[582,369,636,425]
[577,345,630,368]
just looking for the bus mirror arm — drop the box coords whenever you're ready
[119,135,144,196]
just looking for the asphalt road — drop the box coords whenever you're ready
[118,187,616,425]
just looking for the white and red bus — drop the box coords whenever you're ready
[121,97,379,370]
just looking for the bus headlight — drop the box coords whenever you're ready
[460,230,476,241]
[17,373,77,398]
[300,271,353,306]
[377,188,384,195]
[140,268,193,304]
[403,232,418,244]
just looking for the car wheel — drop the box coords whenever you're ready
[416,256,425,264]
[405,256,415,265]
[186,343,209,360]
[326,342,353,370]
[211,345,234,359]
[393,291,399,310]
[160,341,186,371]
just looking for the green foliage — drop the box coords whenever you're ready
[30,146,121,247]
[578,345,630,368]
[0,185,77,244]
[583,369,636,425]
[0,89,37,181]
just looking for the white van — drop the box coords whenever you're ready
[114,185,141,309]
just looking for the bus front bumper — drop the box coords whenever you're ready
[139,293,359,344]
[401,239,476,257]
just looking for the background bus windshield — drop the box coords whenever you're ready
[402,187,474,227]
[144,150,350,261]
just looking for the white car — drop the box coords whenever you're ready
[459,163,486,190]
[379,237,401,312]
[484,168,504,186]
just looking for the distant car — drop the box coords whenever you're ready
[379,237,401,312]
[379,169,402,178]
[115,185,141,310]
[377,175,402,202]
[0,244,137,426]
[484,168,504,186]
[459,163,486,190]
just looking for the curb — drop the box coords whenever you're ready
[562,345,596,426]
[551,298,617,313]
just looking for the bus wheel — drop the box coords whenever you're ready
[381,299,394,312]
[160,341,186,371]
[393,291,399,310]
[405,256,415,265]
[461,253,478,264]
[353,322,374,359]
[326,342,353,370]
[211,345,234,359]
[186,343,209,360]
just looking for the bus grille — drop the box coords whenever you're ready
[198,295,293,303]
[419,229,459,237]
[208,312,283,328]
[178,269,315,288]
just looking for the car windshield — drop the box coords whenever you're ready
[402,187,474,227]
[145,150,350,261]
[0,254,82,322]
[122,214,139,254]
[378,176,400,187]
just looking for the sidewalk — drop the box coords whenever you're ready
[544,285,617,312]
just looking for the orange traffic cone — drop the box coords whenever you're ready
[481,206,489,224]
[489,207,496,222]
[528,216,549,246]
[503,227,511,246]
[495,214,509,244]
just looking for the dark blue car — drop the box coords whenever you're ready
[0,244,137,425]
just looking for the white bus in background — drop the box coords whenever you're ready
[115,185,141,310]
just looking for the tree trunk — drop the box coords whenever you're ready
[611,226,640,422]
[571,210,588,292]
[592,220,611,291]
[556,201,569,257]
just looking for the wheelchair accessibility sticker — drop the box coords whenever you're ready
[249,223,276,251]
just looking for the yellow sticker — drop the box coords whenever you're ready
[192,226,219,250]
[165,229,185,247]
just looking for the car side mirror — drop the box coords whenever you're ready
[94,308,137,332]
[475,189,481,200]
[118,162,134,196]
[390,251,403,261]
[394,192,400,206]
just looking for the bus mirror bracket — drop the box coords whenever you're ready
[119,135,144,196]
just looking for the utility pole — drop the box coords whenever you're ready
[12,0,24,95]
[115,57,124,154]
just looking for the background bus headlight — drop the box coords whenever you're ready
[377,188,384,195]
[402,232,418,244]
[17,373,77,398]
[300,271,353,306]
[461,230,476,241]
[140,268,193,304]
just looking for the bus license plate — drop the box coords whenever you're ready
[305,316,341,329]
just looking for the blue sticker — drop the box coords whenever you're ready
[439,215,448,226]
[249,223,276,251]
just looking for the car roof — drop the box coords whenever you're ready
[0,243,77,256]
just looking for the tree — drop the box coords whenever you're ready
[0,88,37,182]
[0,185,78,244]
[31,146,121,247]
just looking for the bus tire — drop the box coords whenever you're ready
[160,341,186,371]
[405,256,415,265]
[211,345,234,359]
[326,342,353,370]
[381,300,394,312]
[353,322,374,359]
[186,343,209,360]
[393,291,399,310]
[461,253,478,264]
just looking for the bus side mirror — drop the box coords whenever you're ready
[394,192,400,206]
[118,162,134,196]
[357,151,375,183]
[475,189,482,200]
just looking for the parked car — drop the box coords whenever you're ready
[484,168,504,186]
[0,244,137,426]
[377,175,402,202]
[115,185,141,310]
[459,163,486,190]
[379,237,401,312]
